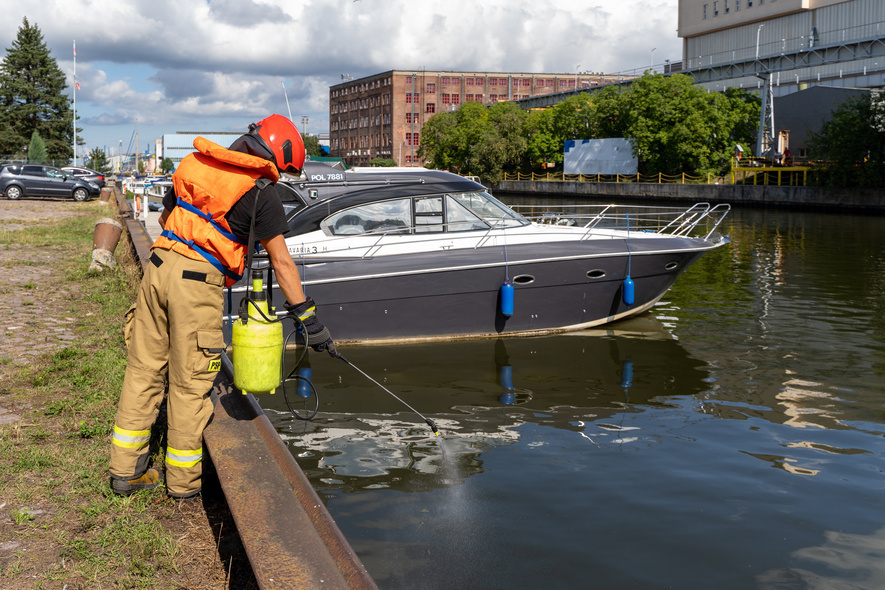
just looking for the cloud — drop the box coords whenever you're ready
[207,0,294,27]
[0,0,681,151]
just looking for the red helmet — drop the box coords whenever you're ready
[249,114,305,174]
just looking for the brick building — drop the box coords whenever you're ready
[329,70,612,168]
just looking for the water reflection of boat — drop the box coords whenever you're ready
[227,162,730,343]
[261,328,709,493]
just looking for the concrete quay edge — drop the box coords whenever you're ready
[496,180,885,211]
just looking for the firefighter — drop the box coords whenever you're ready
[109,115,336,498]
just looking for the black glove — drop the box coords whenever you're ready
[286,297,339,358]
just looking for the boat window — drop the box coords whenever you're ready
[446,195,489,232]
[274,182,307,214]
[449,191,529,228]
[414,196,443,233]
[321,198,411,236]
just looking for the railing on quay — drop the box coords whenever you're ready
[504,171,711,184]
[503,158,811,188]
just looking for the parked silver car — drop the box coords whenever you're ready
[61,166,106,189]
[0,164,101,201]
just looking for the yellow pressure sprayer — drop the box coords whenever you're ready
[231,270,283,395]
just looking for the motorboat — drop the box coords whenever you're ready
[226,161,730,344]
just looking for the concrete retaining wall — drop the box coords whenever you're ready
[496,181,885,211]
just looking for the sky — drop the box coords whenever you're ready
[3,0,681,161]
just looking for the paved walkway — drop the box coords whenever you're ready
[128,199,163,241]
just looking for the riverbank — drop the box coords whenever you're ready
[0,199,255,588]
[496,180,885,211]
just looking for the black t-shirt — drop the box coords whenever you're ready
[162,182,290,242]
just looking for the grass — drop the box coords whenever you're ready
[0,201,253,588]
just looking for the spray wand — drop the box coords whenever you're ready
[337,355,440,436]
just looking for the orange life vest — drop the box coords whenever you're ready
[152,137,279,287]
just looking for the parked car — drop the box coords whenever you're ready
[61,166,106,188]
[0,164,101,201]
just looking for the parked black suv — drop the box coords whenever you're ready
[0,164,101,201]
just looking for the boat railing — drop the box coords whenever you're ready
[282,203,730,261]
[511,203,730,241]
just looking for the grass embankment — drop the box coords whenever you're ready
[0,202,253,589]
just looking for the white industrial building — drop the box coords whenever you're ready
[678,0,885,95]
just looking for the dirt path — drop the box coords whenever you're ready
[0,200,86,424]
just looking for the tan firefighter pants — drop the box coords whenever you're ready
[109,247,226,497]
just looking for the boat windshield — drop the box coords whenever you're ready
[320,191,528,237]
[449,191,528,228]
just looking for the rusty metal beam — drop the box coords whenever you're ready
[111,183,152,272]
[207,358,378,589]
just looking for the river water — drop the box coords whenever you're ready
[261,203,885,589]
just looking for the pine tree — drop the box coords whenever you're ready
[28,130,47,163]
[87,147,110,174]
[0,18,73,161]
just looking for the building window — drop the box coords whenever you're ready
[442,94,452,104]
[426,83,436,94]
[426,103,436,113]
[405,93,419,103]
[406,133,420,146]
[703,4,708,18]
[736,0,740,9]
[725,0,729,13]
[713,1,719,15]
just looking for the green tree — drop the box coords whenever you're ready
[525,108,560,167]
[27,130,47,163]
[617,73,758,176]
[418,72,759,181]
[0,18,74,160]
[550,93,602,142]
[419,101,527,184]
[160,157,175,174]
[87,147,111,174]
[369,158,397,167]
[808,93,885,188]
[417,108,462,171]
[302,134,323,157]
[471,101,528,184]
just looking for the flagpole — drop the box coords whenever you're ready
[72,40,77,166]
